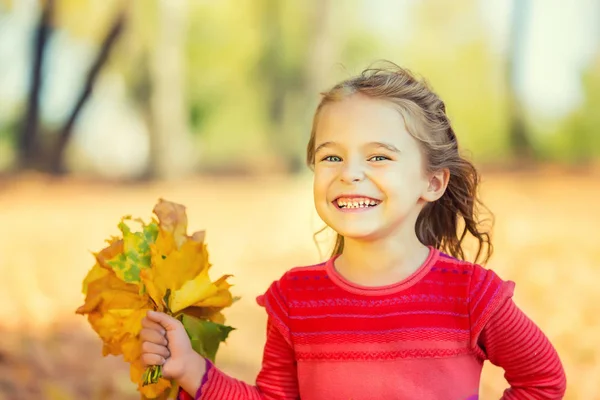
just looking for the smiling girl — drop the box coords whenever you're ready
[140,63,566,400]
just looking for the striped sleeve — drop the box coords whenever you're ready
[478,298,567,399]
[468,265,515,355]
[256,279,293,346]
[195,317,299,400]
[188,277,299,400]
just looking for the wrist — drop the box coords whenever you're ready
[177,352,206,397]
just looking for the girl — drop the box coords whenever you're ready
[140,64,567,399]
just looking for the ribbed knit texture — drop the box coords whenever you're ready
[177,247,565,400]
[480,299,567,399]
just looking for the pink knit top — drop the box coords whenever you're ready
[179,247,566,399]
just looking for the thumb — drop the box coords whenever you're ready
[146,310,181,331]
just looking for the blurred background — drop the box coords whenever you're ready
[0,0,599,398]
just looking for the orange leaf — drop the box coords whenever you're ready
[153,199,189,249]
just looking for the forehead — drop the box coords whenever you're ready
[315,94,412,146]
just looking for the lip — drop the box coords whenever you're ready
[333,194,381,202]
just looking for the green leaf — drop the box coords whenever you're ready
[181,315,235,362]
[106,219,159,284]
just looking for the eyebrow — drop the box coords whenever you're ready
[314,141,401,154]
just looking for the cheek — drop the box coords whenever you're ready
[313,167,334,193]
[312,172,328,203]
[372,167,422,201]
[312,177,330,223]
[368,168,400,193]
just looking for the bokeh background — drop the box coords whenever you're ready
[1,0,599,399]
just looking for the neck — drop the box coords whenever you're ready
[335,227,431,286]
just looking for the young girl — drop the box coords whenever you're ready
[140,64,567,399]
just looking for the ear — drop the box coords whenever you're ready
[422,168,450,203]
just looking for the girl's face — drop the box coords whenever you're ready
[312,94,442,243]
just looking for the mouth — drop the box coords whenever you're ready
[333,196,382,210]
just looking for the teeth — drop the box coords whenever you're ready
[336,197,379,208]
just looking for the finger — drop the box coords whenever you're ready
[142,341,170,359]
[141,316,166,334]
[139,328,168,346]
[141,353,166,367]
[146,310,181,331]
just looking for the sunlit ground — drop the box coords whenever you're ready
[0,168,598,399]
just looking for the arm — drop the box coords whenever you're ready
[177,276,298,400]
[189,317,299,400]
[468,266,566,399]
[479,298,567,399]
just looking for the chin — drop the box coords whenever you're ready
[317,208,377,236]
[328,223,383,241]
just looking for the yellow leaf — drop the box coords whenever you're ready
[190,275,234,308]
[95,239,124,269]
[76,268,153,358]
[143,234,210,311]
[77,269,139,312]
[80,239,123,295]
[81,262,110,295]
[169,268,217,314]
[102,218,159,284]
[122,336,142,363]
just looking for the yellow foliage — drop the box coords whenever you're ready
[76,199,236,399]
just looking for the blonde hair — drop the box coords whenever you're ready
[307,62,493,265]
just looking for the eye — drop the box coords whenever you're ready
[368,155,390,162]
[321,155,342,162]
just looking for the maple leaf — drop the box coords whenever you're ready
[105,217,159,285]
[76,264,152,354]
[141,233,209,313]
[181,315,235,362]
[152,199,189,249]
[170,272,234,314]
[141,199,234,317]
[76,199,237,399]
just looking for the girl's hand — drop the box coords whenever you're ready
[140,310,197,382]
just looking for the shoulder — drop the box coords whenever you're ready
[430,251,515,315]
[432,251,513,291]
[433,251,517,343]
[438,252,517,338]
[256,259,330,306]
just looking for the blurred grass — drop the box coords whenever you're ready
[0,169,598,399]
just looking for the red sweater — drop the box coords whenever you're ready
[179,247,566,399]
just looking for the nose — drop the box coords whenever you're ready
[340,161,365,184]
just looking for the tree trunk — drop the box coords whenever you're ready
[261,0,292,171]
[261,0,335,174]
[300,0,335,167]
[50,11,127,174]
[19,0,54,170]
[507,0,534,162]
[305,0,334,102]
[147,0,197,180]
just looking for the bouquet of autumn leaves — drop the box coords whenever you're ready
[76,199,237,399]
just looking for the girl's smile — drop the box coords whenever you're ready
[333,195,382,212]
